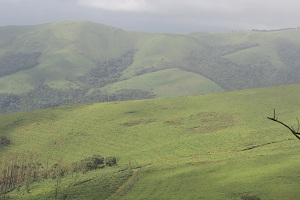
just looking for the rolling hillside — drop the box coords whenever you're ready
[0,84,300,199]
[103,68,224,97]
[0,21,300,113]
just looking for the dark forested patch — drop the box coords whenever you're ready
[0,85,154,114]
[0,52,41,77]
[79,50,136,87]
[176,42,300,90]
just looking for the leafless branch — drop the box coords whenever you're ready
[267,109,300,140]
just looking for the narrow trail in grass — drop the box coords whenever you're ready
[240,139,293,151]
[107,168,140,199]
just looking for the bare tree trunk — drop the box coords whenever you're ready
[54,178,61,199]
[268,109,300,140]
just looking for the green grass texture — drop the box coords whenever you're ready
[1,83,300,199]
[103,68,224,97]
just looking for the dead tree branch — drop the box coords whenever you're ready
[267,109,300,140]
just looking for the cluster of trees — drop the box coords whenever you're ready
[0,50,154,114]
[72,155,117,173]
[0,154,117,199]
[79,50,136,87]
[0,154,46,198]
[0,52,41,77]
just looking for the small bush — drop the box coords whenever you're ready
[105,156,117,166]
[241,194,261,200]
[0,136,10,146]
[80,155,104,172]
[71,155,118,173]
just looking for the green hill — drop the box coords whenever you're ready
[0,21,140,93]
[1,84,300,199]
[1,22,300,113]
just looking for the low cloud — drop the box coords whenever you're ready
[73,0,300,30]
[76,0,151,12]
[1,0,300,32]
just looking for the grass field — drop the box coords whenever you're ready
[1,83,300,199]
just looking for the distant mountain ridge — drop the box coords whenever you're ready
[0,21,300,113]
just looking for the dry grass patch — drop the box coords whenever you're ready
[164,118,184,126]
[121,120,143,127]
[189,112,235,133]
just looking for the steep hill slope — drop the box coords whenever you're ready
[1,84,300,199]
[1,21,300,113]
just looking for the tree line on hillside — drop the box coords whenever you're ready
[0,154,117,199]
[252,27,300,32]
[0,50,154,114]
[0,85,154,114]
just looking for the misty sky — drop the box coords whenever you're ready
[0,0,299,33]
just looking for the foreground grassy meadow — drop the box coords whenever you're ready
[1,84,300,199]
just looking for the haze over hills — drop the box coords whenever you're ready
[0,21,300,113]
[1,20,300,199]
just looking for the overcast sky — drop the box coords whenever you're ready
[0,0,299,33]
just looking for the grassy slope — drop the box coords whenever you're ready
[103,68,224,97]
[0,22,220,96]
[209,30,300,69]
[0,21,140,93]
[1,84,300,199]
[121,33,205,79]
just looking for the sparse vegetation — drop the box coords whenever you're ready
[0,154,118,199]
